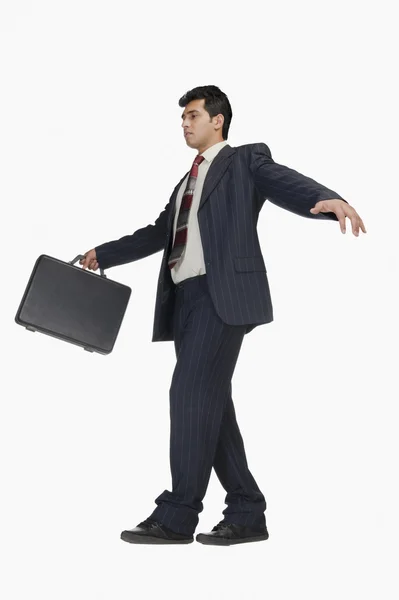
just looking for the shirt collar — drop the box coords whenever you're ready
[199,140,229,164]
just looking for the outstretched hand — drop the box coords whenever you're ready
[310,199,367,236]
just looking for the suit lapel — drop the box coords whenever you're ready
[199,144,235,211]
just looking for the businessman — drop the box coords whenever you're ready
[80,85,366,546]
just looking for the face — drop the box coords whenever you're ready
[181,98,224,152]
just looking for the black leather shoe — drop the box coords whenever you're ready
[196,521,269,546]
[120,518,194,544]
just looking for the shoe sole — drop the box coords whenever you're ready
[196,532,269,546]
[120,532,194,544]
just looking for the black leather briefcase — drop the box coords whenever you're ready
[15,254,132,354]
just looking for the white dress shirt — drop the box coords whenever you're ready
[170,139,228,284]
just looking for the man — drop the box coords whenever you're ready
[80,85,366,546]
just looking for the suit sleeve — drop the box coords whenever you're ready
[94,200,171,270]
[249,142,348,221]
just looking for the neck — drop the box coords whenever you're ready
[197,139,224,155]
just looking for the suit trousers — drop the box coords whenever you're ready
[148,274,267,536]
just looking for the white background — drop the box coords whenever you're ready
[1,1,398,598]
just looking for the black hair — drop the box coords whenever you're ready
[178,85,233,140]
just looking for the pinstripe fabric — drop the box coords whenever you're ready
[93,141,346,536]
[94,142,346,343]
[146,274,266,536]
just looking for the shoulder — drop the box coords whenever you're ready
[231,143,273,172]
[233,142,273,160]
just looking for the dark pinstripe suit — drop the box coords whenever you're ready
[95,142,346,535]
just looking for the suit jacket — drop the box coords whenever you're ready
[95,142,346,342]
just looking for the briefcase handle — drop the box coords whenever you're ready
[69,254,107,279]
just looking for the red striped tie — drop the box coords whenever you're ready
[168,154,205,270]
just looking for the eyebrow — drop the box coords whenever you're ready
[181,109,200,119]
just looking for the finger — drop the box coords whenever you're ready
[336,207,347,233]
[351,212,366,236]
[80,254,89,268]
[351,214,361,237]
